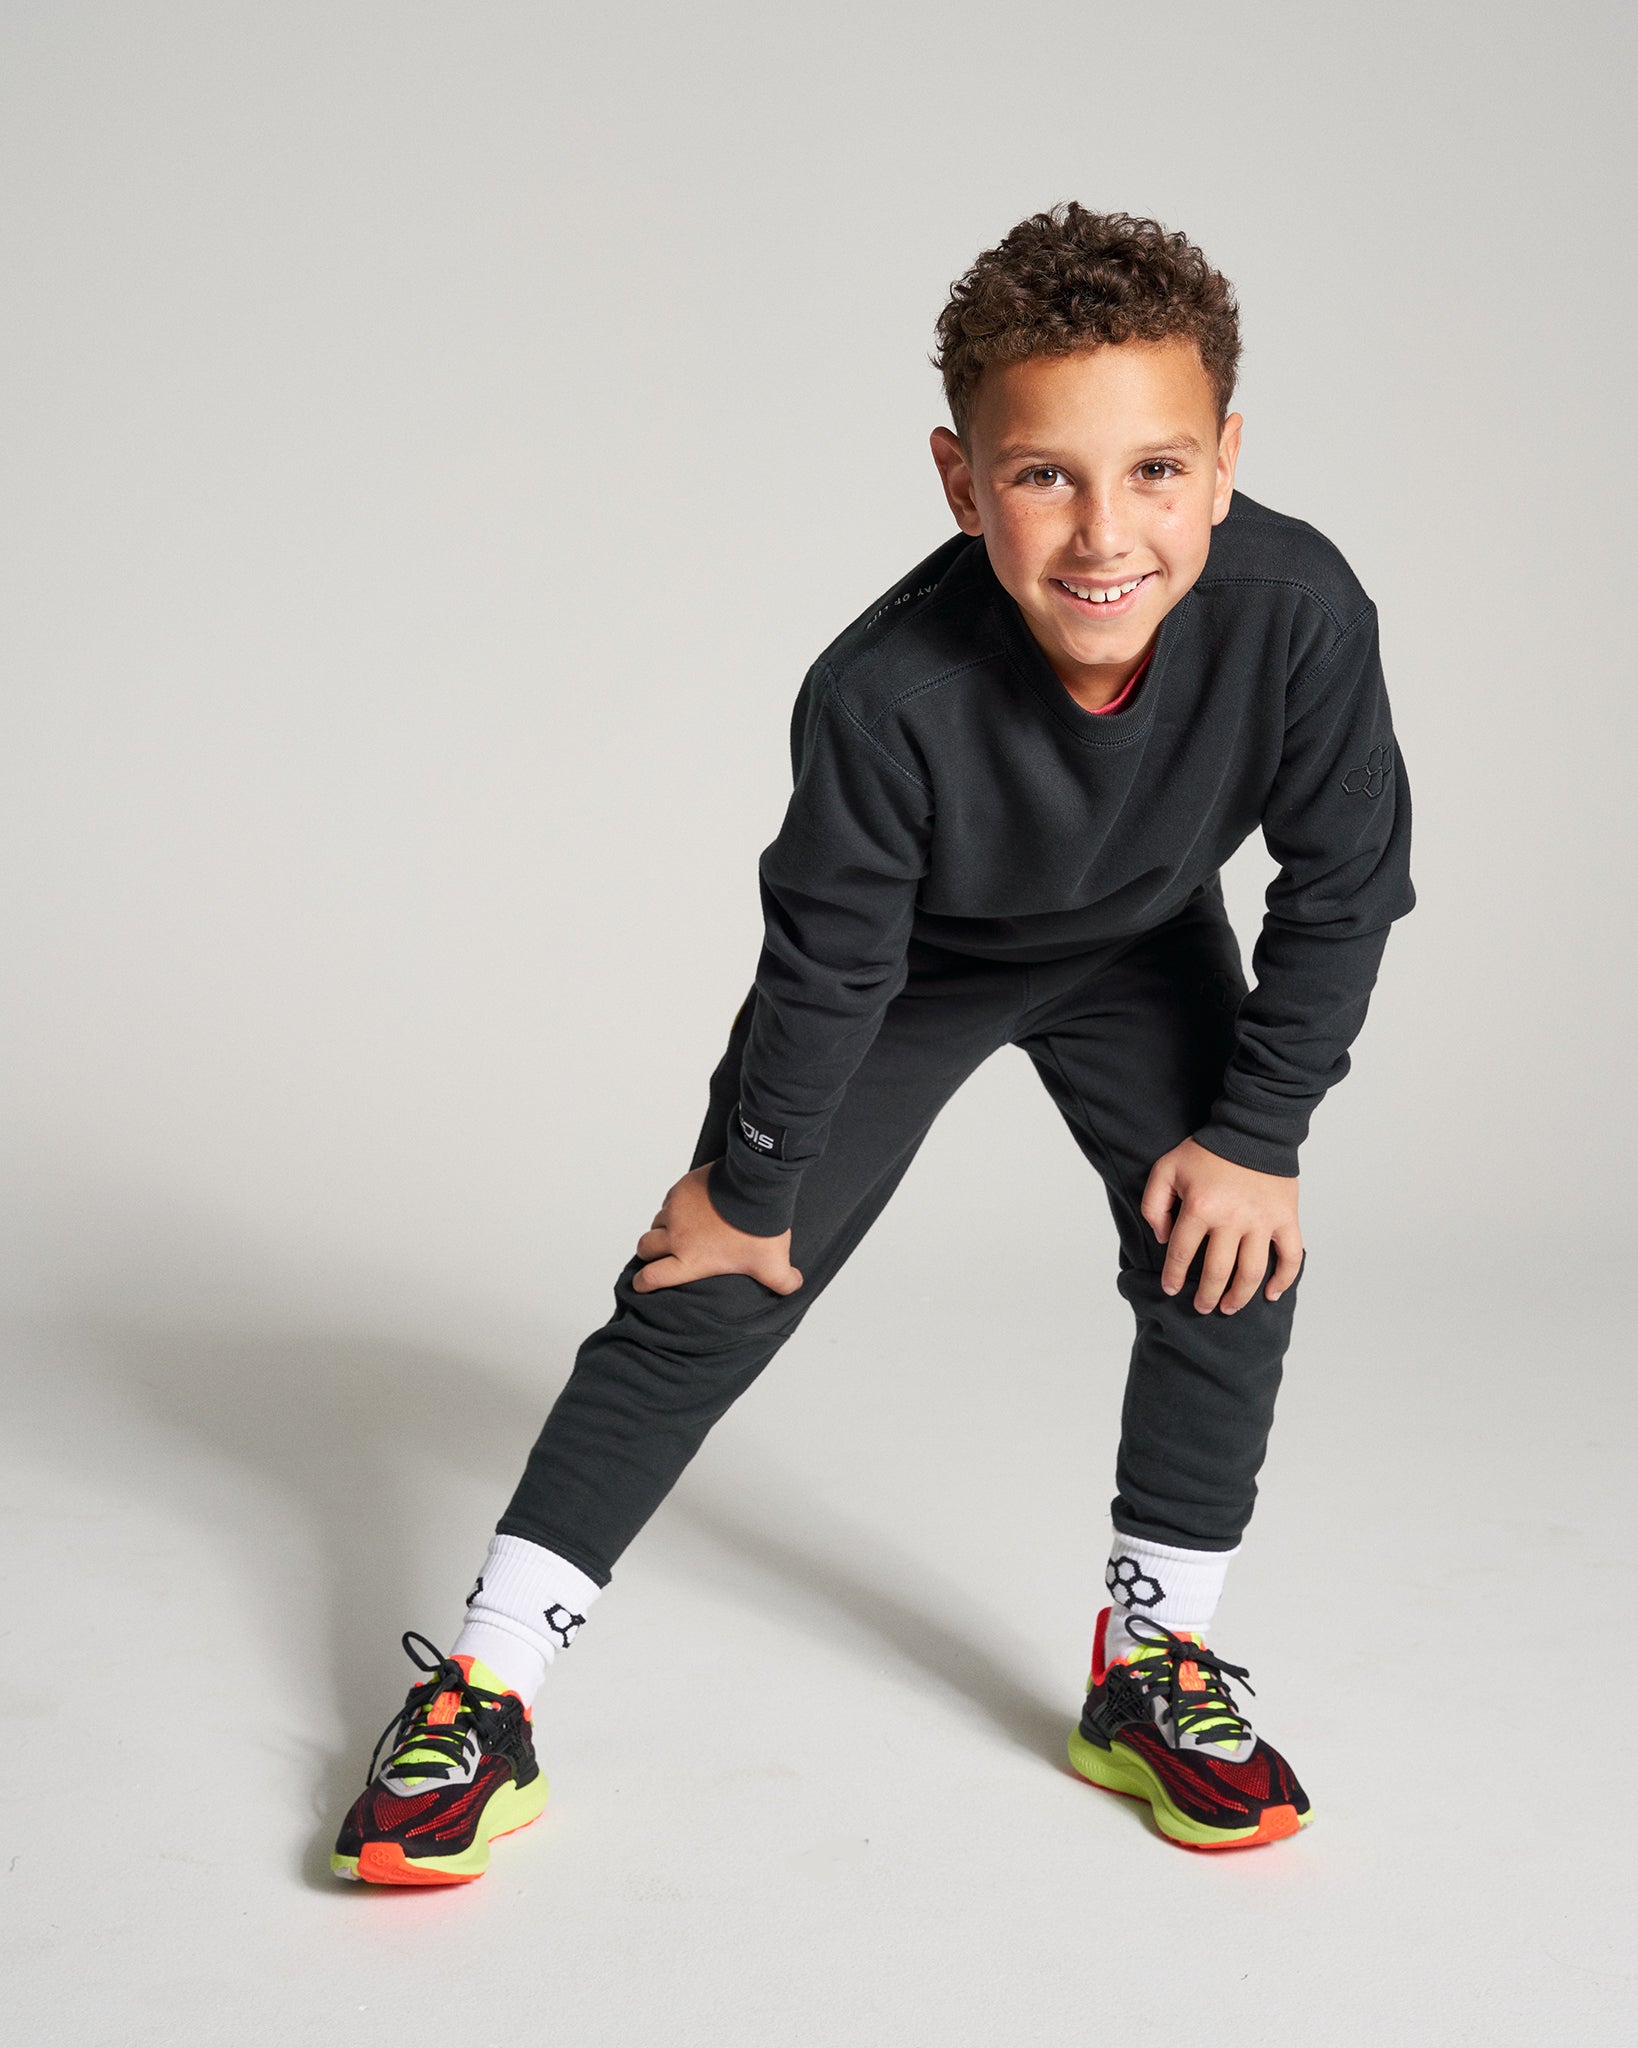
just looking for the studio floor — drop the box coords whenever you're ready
[3,1181,1632,2048]
[4,2,1633,2039]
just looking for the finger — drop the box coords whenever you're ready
[631,1255,689,1293]
[1194,1224,1241,1314]
[762,1263,804,1296]
[635,1228,669,1260]
[1266,1229,1304,1302]
[1161,1212,1205,1296]
[1141,1164,1178,1245]
[1218,1232,1270,1315]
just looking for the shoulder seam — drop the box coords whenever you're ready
[1192,573,1368,637]
[817,660,934,793]
[872,650,1005,722]
[1289,600,1378,701]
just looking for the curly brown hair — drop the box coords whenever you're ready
[931,203,1241,442]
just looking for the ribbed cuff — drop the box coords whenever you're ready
[705,1148,802,1236]
[1189,1119,1302,1179]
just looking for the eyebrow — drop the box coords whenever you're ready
[992,435,1205,462]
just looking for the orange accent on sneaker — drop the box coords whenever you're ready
[1178,1660,1203,1690]
[356,1842,482,1887]
[1067,1767,1305,1853]
[1179,1803,1303,1853]
[426,1690,461,1726]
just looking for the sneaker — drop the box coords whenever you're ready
[331,1631,548,1885]
[1067,1608,1311,1850]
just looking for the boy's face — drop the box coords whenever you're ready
[930,338,1241,698]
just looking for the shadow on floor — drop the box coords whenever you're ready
[9,1309,553,1886]
[667,1487,1072,1767]
[6,1269,1072,1886]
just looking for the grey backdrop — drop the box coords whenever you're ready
[3,4,1634,2044]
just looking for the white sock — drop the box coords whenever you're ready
[451,1533,604,1708]
[1102,1532,1239,1663]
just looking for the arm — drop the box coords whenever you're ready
[1189,601,1416,1178]
[705,661,933,1235]
[1140,603,1415,1317]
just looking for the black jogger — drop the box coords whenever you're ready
[498,881,1305,1588]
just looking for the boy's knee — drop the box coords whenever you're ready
[614,1256,805,1336]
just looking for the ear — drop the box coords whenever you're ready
[1211,413,1243,525]
[930,426,984,536]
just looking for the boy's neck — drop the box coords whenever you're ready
[1056,643,1154,714]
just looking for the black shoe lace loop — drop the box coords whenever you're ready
[1121,1614,1257,1749]
[366,1630,513,1784]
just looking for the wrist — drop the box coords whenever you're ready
[705,1152,799,1237]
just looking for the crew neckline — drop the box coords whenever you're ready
[1088,649,1151,716]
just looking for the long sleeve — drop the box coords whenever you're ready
[1190,602,1416,1178]
[705,662,933,1235]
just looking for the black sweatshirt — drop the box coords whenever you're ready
[705,490,1416,1237]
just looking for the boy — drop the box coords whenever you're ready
[332,203,1415,1880]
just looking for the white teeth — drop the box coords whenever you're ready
[1060,576,1143,603]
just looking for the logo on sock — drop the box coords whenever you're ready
[543,1602,586,1650]
[1107,1556,1165,1610]
[465,1575,484,1607]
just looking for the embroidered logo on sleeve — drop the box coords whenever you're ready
[735,1104,786,1160]
[1341,746,1393,799]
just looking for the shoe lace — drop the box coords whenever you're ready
[1120,1614,1257,1750]
[368,1630,515,1784]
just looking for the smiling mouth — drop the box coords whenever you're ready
[1052,572,1153,610]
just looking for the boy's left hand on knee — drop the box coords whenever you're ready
[1141,1137,1303,1315]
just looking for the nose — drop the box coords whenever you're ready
[1069,483,1134,563]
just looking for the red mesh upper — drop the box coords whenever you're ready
[371,1788,439,1829]
[1118,1721,1300,1826]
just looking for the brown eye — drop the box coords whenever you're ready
[1028,466,1065,486]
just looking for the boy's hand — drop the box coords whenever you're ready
[1140,1137,1302,1314]
[632,1163,805,1296]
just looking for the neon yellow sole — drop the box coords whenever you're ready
[1067,1727,1311,1850]
[332,1770,549,1886]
